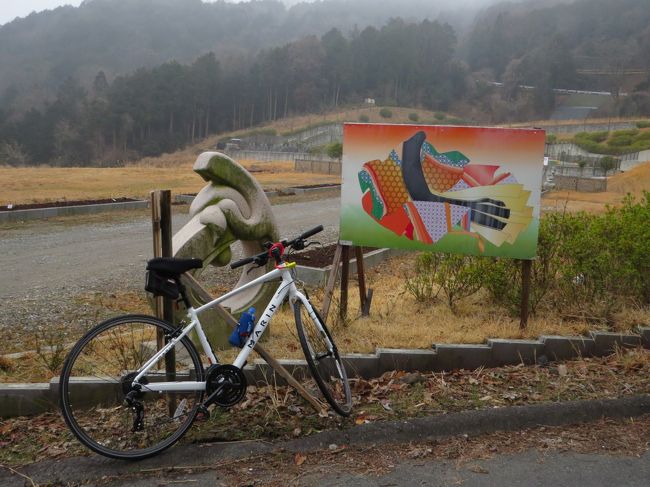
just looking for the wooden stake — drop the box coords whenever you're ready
[180,273,326,415]
[340,244,350,321]
[520,259,533,329]
[152,189,175,414]
[321,243,343,323]
[150,191,164,350]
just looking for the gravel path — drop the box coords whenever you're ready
[0,197,341,354]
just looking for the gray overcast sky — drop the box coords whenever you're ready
[0,0,294,26]
[0,1,82,25]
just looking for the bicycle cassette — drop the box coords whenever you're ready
[204,364,247,407]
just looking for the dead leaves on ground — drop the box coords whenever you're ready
[2,348,649,467]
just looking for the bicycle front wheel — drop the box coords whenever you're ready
[294,300,352,416]
[59,314,205,460]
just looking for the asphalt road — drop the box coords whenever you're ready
[299,450,650,487]
[0,197,341,299]
[114,450,650,487]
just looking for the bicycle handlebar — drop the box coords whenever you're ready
[229,225,324,269]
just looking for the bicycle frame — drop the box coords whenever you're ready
[132,263,315,393]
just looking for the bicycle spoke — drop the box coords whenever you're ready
[60,315,204,460]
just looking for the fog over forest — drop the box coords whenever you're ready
[0,0,648,167]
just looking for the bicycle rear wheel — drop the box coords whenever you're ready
[59,314,205,460]
[294,300,352,416]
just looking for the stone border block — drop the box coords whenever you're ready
[377,348,437,374]
[637,327,650,348]
[541,335,595,360]
[0,200,148,223]
[244,359,311,386]
[487,339,545,366]
[433,344,494,371]
[342,353,381,379]
[590,332,643,355]
[289,185,340,195]
[1,384,53,419]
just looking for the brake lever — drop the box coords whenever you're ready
[303,240,321,249]
[246,255,268,274]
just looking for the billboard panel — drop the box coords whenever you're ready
[340,123,545,259]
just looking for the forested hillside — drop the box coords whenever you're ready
[0,0,493,106]
[0,20,466,166]
[1,0,649,167]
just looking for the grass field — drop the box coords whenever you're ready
[0,159,340,205]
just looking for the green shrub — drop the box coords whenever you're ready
[546,134,557,144]
[325,141,342,159]
[599,156,618,174]
[613,128,639,137]
[608,135,634,147]
[405,194,650,321]
[636,120,650,128]
[405,253,484,312]
[587,131,609,143]
[358,114,370,123]
[436,254,485,311]
[379,107,393,118]
[408,112,419,122]
[435,112,446,121]
[405,252,442,303]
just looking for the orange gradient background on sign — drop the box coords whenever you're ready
[343,123,545,166]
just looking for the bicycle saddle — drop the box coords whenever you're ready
[146,257,203,276]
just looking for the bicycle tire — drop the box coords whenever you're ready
[294,300,352,416]
[59,314,205,460]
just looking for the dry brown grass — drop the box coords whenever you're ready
[189,105,447,150]
[509,116,648,128]
[607,160,650,195]
[0,158,340,205]
[542,160,650,213]
[215,253,630,365]
[6,251,637,383]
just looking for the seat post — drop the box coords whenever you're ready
[176,278,192,309]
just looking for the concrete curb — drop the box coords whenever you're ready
[2,394,649,486]
[0,200,148,223]
[2,327,648,419]
[175,185,340,206]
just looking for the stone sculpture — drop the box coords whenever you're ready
[173,152,279,348]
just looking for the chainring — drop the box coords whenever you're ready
[205,364,247,407]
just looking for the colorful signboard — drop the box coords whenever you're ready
[339,123,545,259]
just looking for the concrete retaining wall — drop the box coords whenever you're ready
[294,159,342,175]
[553,175,608,192]
[2,328,648,419]
[0,200,148,223]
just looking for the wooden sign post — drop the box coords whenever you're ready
[520,259,533,329]
[321,242,373,324]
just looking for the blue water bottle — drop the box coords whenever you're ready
[229,307,256,348]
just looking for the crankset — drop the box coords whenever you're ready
[203,364,247,408]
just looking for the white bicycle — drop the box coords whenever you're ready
[59,225,352,460]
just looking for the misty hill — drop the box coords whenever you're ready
[0,0,496,107]
[1,0,649,168]
[465,0,650,80]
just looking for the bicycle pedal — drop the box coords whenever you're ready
[195,405,211,421]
